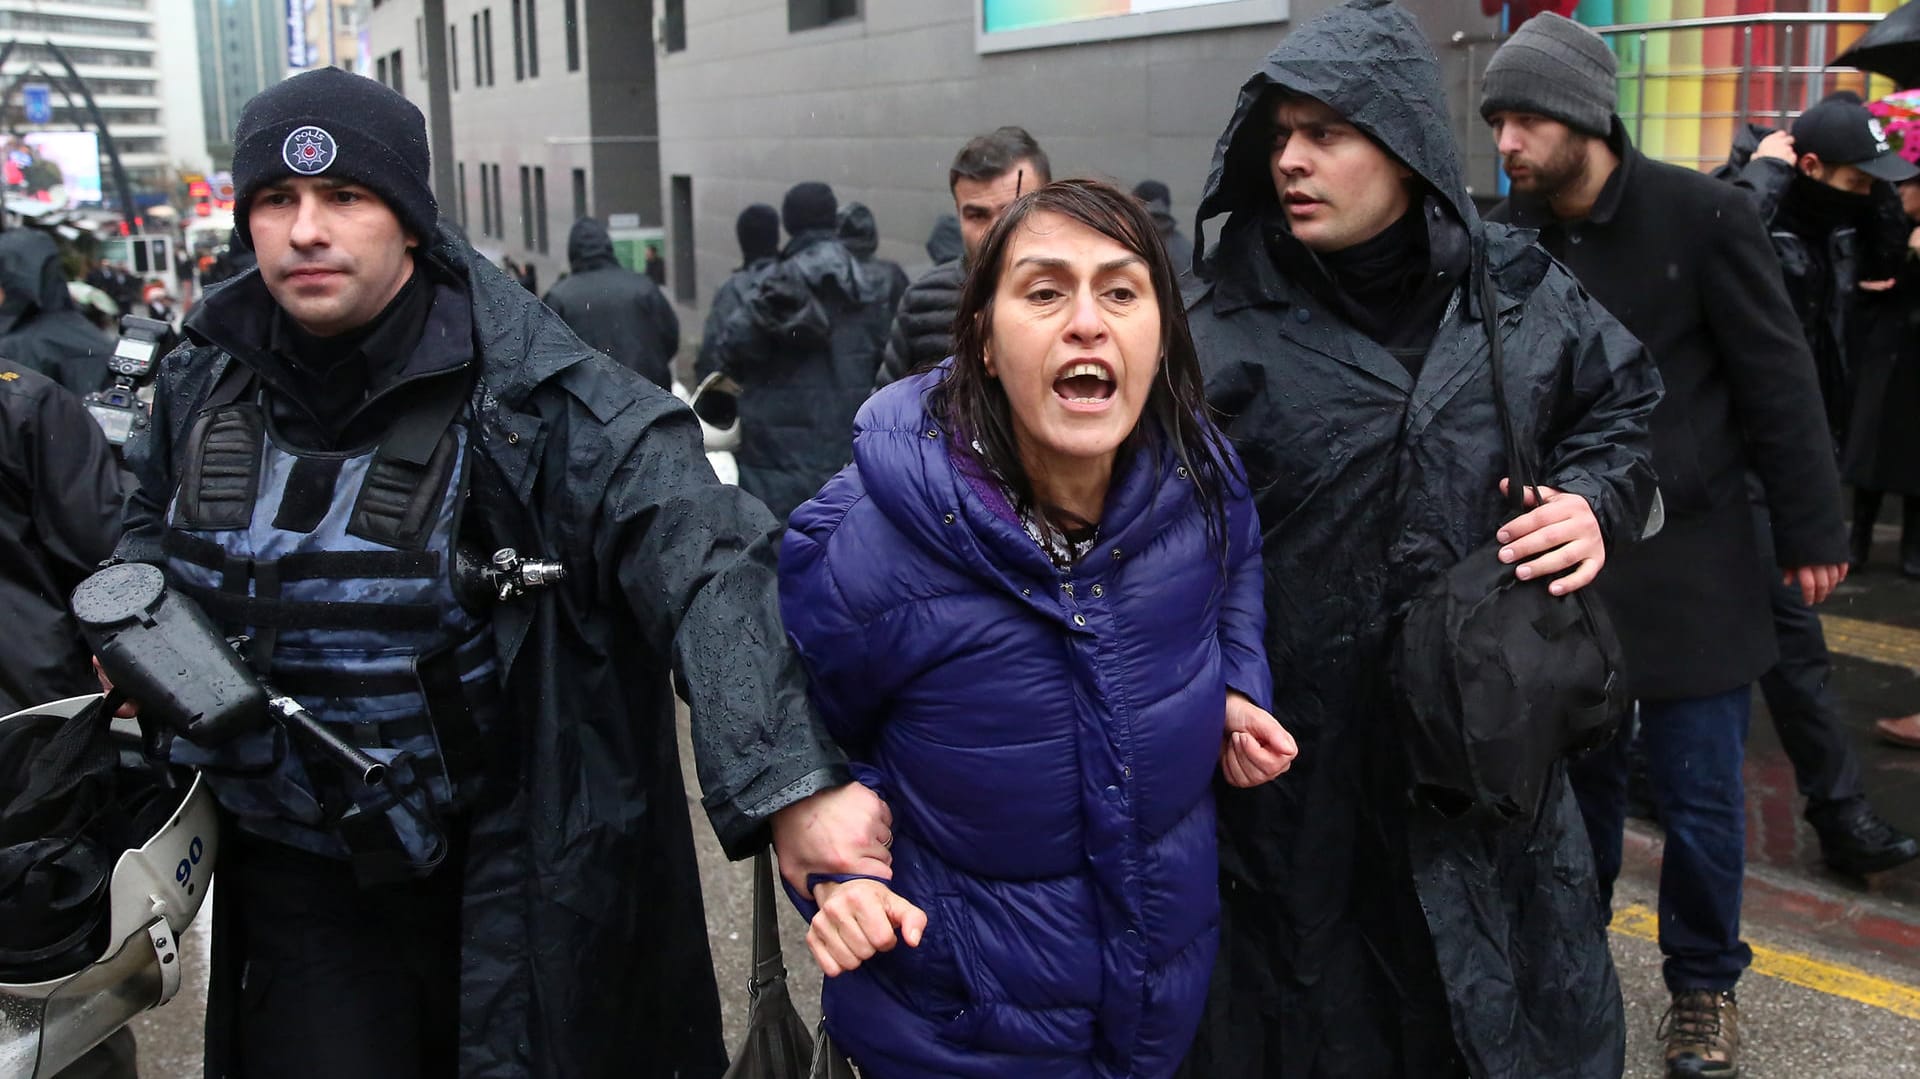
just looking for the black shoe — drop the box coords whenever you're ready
[1813,800,1920,876]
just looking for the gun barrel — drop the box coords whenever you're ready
[267,694,388,786]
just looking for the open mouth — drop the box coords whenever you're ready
[1054,361,1116,404]
[1284,192,1322,212]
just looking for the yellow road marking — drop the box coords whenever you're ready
[1822,614,1920,672]
[1613,904,1920,1021]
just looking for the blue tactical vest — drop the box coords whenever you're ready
[160,363,503,879]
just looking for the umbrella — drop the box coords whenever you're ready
[720,848,817,1079]
[1836,0,1920,90]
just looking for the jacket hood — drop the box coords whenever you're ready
[0,230,75,332]
[567,217,619,272]
[851,366,1188,594]
[837,202,880,259]
[1196,0,1475,246]
[1721,121,1775,173]
[925,214,963,265]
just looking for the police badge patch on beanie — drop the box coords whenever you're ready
[282,126,336,175]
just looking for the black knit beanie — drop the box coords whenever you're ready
[1479,12,1617,139]
[781,182,838,238]
[231,67,438,249]
[736,203,780,263]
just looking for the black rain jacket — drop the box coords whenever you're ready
[0,362,125,715]
[543,218,681,391]
[117,224,851,1078]
[0,230,110,397]
[709,231,892,519]
[1181,3,1657,1076]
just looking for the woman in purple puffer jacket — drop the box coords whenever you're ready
[777,179,1297,1079]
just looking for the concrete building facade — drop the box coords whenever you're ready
[191,0,285,163]
[361,0,661,287]
[299,0,359,70]
[652,0,1496,327]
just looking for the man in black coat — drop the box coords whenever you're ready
[0,230,111,396]
[709,181,893,520]
[694,203,779,384]
[836,201,909,317]
[1483,15,1857,1077]
[1181,3,1660,1075]
[872,126,1049,388]
[543,217,680,390]
[110,70,892,1079]
[0,361,125,716]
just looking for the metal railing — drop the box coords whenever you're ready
[1454,10,1892,191]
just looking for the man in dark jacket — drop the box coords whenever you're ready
[0,230,110,396]
[1483,15,1865,1076]
[1180,3,1660,1075]
[836,201,909,316]
[111,69,891,1079]
[873,126,1049,388]
[1722,95,1919,445]
[0,361,125,716]
[1132,179,1195,273]
[694,203,779,383]
[543,217,680,390]
[710,181,893,519]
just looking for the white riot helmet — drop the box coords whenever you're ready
[0,695,217,1079]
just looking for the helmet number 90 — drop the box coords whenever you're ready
[175,835,205,886]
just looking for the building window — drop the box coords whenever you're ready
[457,162,469,229]
[571,168,587,222]
[533,166,549,252]
[511,0,524,81]
[563,0,579,72]
[483,9,496,86]
[789,0,857,33]
[449,25,459,90]
[389,49,404,95]
[491,165,505,240]
[670,175,694,304]
[376,55,387,85]
[519,165,533,248]
[471,14,482,86]
[415,17,425,81]
[479,162,492,236]
[663,0,684,52]
[525,0,539,77]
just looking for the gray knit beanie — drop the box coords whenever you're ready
[1479,12,1617,138]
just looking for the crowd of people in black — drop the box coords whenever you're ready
[4,3,1920,1079]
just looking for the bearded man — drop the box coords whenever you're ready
[1483,14,1854,1077]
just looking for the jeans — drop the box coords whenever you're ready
[1755,503,1865,824]
[1571,687,1754,992]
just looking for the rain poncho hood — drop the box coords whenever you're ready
[566,216,620,273]
[836,202,880,259]
[0,230,79,333]
[1196,0,1474,261]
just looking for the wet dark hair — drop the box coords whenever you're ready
[949,126,1052,194]
[929,178,1239,557]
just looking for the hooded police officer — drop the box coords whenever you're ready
[109,68,890,1079]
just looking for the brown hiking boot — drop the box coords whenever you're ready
[1659,989,1740,1078]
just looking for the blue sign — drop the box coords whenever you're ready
[22,84,50,125]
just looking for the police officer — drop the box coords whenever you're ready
[109,68,889,1079]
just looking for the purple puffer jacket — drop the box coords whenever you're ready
[778,369,1271,1078]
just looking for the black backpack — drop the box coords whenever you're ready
[1390,268,1628,823]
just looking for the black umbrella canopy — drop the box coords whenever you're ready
[1836,0,1920,90]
